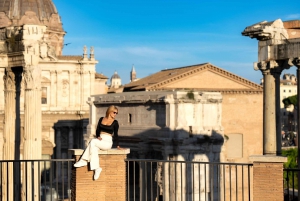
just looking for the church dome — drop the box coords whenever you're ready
[0,0,63,31]
[111,71,121,79]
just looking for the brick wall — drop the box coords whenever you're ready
[70,149,129,201]
[253,162,284,201]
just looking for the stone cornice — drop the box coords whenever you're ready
[147,63,262,91]
[148,88,263,94]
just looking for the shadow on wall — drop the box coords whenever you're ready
[120,127,224,201]
[53,119,88,159]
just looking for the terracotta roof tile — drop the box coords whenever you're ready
[95,73,108,79]
[124,63,208,90]
[123,63,263,92]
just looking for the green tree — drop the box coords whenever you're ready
[282,95,297,107]
[282,148,298,188]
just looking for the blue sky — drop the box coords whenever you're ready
[53,0,300,85]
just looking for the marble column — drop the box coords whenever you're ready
[259,60,291,155]
[22,66,41,201]
[55,127,62,178]
[259,61,277,155]
[23,67,42,159]
[56,127,62,159]
[3,68,16,159]
[2,68,16,201]
[22,66,42,201]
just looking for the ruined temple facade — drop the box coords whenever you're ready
[243,19,300,155]
[88,91,224,200]
[0,0,108,161]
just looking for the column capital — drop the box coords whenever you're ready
[3,68,15,91]
[255,60,292,75]
[23,67,41,90]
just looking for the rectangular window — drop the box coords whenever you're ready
[42,87,47,104]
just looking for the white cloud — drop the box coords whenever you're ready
[285,14,300,20]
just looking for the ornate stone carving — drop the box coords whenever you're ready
[242,19,288,42]
[3,68,15,91]
[39,42,48,59]
[90,46,94,54]
[62,79,69,97]
[19,11,41,25]
[23,67,41,90]
[23,68,34,89]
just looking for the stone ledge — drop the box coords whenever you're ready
[249,155,287,163]
[69,148,130,156]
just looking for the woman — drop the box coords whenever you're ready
[74,105,123,180]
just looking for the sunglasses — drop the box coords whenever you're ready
[113,112,118,114]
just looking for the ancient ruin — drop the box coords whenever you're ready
[242,19,300,155]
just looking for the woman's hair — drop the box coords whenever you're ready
[105,105,118,117]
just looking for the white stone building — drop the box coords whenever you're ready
[280,74,297,132]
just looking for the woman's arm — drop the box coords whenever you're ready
[95,117,103,138]
[113,120,119,147]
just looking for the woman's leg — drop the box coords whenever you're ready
[82,138,112,170]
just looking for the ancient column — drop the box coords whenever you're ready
[56,127,62,159]
[2,68,16,201]
[258,60,291,155]
[258,61,277,155]
[22,66,42,201]
[3,68,16,159]
[55,127,62,178]
[23,66,42,159]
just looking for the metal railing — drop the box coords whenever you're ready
[0,159,74,201]
[125,159,253,201]
[0,158,254,201]
[283,168,300,201]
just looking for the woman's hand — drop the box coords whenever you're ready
[117,146,125,150]
[97,137,102,140]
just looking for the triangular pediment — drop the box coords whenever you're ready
[147,63,262,91]
[162,69,251,90]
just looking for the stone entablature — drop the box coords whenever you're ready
[242,19,300,62]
